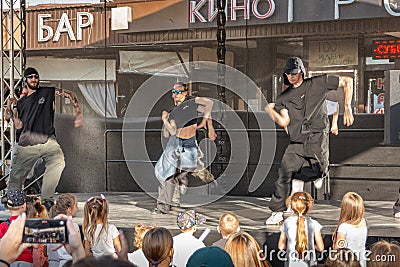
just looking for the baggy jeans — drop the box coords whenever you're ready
[8,136,65,201]
[270,132,329,212]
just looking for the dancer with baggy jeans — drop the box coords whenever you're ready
[264,57,354,225]
[153,82,216,214]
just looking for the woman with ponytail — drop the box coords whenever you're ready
[142,227,174,267]
[82,194,121,258]
[278,192,324,266]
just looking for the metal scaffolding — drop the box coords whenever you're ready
[0,0,25,180]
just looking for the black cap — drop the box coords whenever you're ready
[24,67,39,78]
[283,57,305,74]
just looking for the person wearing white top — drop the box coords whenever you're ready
[86,223,120,258]
[333,192,368,267]
[172,210,206,267]
[278,192,324,267]
[82,195,121,258]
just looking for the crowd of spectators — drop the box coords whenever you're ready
[0,189,399,267]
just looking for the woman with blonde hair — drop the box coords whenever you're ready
[278,191,324,266]
[333,192,368,267]
[224,231,271,267]
[128,223,155,267]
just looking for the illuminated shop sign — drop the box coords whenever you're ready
[373,40,400,59]
[190,0,400,25]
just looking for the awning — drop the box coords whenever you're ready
[26,57,116,81]
[119,50,189,77]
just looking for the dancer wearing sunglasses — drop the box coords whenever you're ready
[264,57,354,225]
[5,67,83,211]
[153,82,217,214]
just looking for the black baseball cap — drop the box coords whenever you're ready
[283,57,305,74]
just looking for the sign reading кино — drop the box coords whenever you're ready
[189,0,400,27]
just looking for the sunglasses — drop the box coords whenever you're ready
[26,74,39,79]
[285,70,301,76]
[171,89,186,94]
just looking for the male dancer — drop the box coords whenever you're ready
[153,82,217,214]
[6,67,82,210]
[265,57,354,224]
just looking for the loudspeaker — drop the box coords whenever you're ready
[384,70,400,144]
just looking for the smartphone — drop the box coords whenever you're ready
[23,219,68,244]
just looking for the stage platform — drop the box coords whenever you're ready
[1,192,399,265]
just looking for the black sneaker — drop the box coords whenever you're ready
[42,199,54,212]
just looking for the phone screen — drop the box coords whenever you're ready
[23,219,68,244]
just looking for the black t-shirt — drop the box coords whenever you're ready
[275,75,339,143]
[16,86,55,142]
[169,96,198,129]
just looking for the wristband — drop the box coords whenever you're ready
[0,259,10,267]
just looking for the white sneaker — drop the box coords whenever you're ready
[313,178,324,190]
[395,212,400,218]
[180,184,188,195]
[265,212,284,225]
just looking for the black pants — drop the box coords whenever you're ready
[269,132,329,212]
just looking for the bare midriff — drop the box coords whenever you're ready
[176,124,197,139]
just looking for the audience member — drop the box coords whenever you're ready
[82,194,121,258]
[0,189,38,267]
[224,231,271,267]
[172,210,206,267]
[278,191,324,266]
[368,240,400,267]
[333,192,368,267]
[212,212,240,249]
[128,224,154,267]
[142,227,174,267]
[47,193,80,267]
[325,248,361,267]
[26,195,49,267]
[186,246,234,267]
[0,213,27,267]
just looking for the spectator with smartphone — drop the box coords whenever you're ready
[0,213,27,267]
[0,189,39,267]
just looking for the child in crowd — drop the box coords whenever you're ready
[368,240,400,267]
[225,231,271,267]
[128,223,154,267]
[172,210,206,267]
[325,248,361,267]
[333,192,368,267]
[47,193,80,267]
[26,195,49,267]
[212,212,240,249]
[82,194,121,258]
[278,192,324,267]
[0,189,38,267]
[142,227,174,267]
